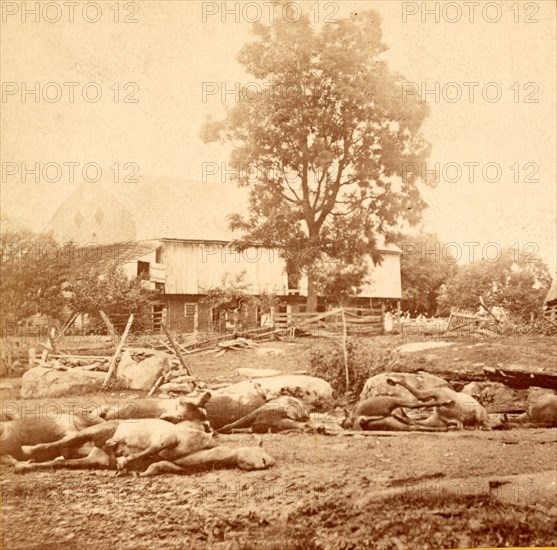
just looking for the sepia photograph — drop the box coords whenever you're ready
[1,1,556,548]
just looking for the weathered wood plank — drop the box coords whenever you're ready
[102,314,134,387]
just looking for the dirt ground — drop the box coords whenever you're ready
[1,335,556,549]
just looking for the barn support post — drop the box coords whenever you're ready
[270,306,276,340]
[286,304,292,327]
[161,307,168,332]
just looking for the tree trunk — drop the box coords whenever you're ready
[306,275,318,313]
[304,229,321,313]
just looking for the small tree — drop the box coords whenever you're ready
[67,264,157,328]
[437,250,552,321]
[392,232,459,316]
[309,258,369,307]
[200,272,261,332]
[0,228,68,323]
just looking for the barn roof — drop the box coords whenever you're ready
[546,279,557,304]
[44,176,402,254]
[45,177,247,244]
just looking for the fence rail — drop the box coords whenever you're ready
[273,307,383,336]
[109,311,165,333]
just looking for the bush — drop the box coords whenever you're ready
[308,337,394,402]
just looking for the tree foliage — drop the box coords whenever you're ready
[0,221,157,325]
[0,227,68,322]
[437,250,552,320]
[67,264,156,317]
[308,258,369,307]
[200,272,259,313]
[200,272,273,332]
[203,8,430,309]
[391,232,459,316]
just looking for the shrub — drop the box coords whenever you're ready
[308,337,394,402]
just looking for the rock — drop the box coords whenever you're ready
[255,347,285,357]
[21,367,106,398]
[116,350,138,379]
[117,352,170,391]
[170,375,195,385]
[462,382,483,398]
[480,383,523,406]
[159,382,195,394]
[395,341,454,354]
[217,375,334,408]
[360,372,450,401]
[527,387,557,403]
[0,382,13,390]
[11,361,23,371]
[237,368,281,378]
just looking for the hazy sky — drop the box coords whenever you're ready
[2,0,556,273]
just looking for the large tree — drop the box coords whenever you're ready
[203,9,430,310]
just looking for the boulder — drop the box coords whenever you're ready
[255,347,285,357]
[218,375,334,409]
[480,383,524,406]
[21,367,106,398]
[395,341,454,354]
[159,381,196,394]
[117,352,169,391]
[360,372,450,401]
[462,382,483,399]
[116,350,138,379]
[527,387,557,403]
[237,368,281,378]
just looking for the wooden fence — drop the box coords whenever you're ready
[109,310,166,334]
[273,307,384,337]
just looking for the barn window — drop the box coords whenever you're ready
[185,303,197,317]
[137,261,150,278]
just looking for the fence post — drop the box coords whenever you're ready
[99,310,117,343]
[341,308,349,393]
[381,303,386,335]
[102,314,134,387]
